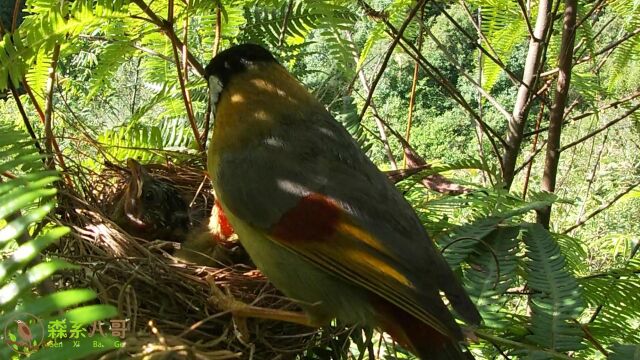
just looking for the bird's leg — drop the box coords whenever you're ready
[462,325,479,343]
[206,277,317,328]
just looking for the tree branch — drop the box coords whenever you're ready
[43,44,73,188]
[451,1,527,88]
[423,24,513,123]
[516,0,536,40]
[563,180,640,234]
[131,0,205,75]
[560,102,640,152]
[166,0,203,152]
[347,32,398,170]
[404,5,424,169]
[537,0,578,228]
[542,26,640,78]
[524,90,640,137]
[520,103,545,198]
[502,0,553,189]
[357,0,425,123]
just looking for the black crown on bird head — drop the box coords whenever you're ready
[204,44,277,86]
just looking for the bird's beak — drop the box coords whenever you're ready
[127,158,146,199]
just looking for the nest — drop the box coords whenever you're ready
[51,156,351,359]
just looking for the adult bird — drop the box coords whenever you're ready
[204,44,480,359]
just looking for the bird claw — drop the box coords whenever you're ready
[462,326,479,343]
[206,276,251,342]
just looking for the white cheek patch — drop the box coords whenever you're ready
[208,76,223,117]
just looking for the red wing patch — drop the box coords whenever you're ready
[214,199,235,238]
[270,193,341,243]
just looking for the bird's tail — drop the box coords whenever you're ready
[375,299,474,360]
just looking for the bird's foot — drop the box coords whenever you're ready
[205,276,316,328]
[462,326,479,343]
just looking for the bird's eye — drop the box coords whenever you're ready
[142,190,154,201]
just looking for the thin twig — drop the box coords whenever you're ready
[542,27,640,77]
[278,1,294,48]
[516,0,536,40]
[11,0,21,31]
[574,321,608,356]
[357,3,508,162]
[515,140,547,176]
[131,57,142,116]
[391,35,506,164]
[521,103,545,198]
[424,24,513,123]
[586,230,640,326]
[182,0,190,82]
[347,32,398,170]
[9,83,44,157]
[165,0,203,152]
[404,4,424,168]
[213,2,222,57]
[454,1,525,88]
[524,90,640,137]
[43,44,73,187]
[574,129,608,223]
[563,180,640,234]
[560,103,640,152]
[574,0,606,30]
[357,0,425,123]
[131,0,205,75]
[476,330,573,360]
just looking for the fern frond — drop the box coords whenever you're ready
[605,0,640,89]
[579,258,640,345]
[87,41,136,99]
[608,344,640,360]
[0,123,118,359]
[463,225,522,329]
[523,224,586,355]
[334,95,372,153]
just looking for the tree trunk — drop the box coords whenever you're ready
[537,0,578,228]
[502,0,552,189]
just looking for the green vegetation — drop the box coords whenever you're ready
[1,0,639,359]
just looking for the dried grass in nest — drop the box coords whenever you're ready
[50,158,350,359]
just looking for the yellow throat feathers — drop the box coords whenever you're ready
[209,63,323,154]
